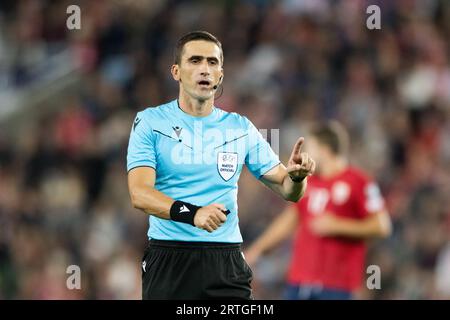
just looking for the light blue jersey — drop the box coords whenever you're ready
[127,99,280,243]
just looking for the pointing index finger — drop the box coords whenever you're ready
[291,137,305,158]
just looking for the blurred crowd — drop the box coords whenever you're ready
[1,0,450,299]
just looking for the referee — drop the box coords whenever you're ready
[127,31,315,300]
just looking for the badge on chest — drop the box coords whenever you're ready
[217,152,238,181]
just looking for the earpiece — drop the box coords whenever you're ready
[213,75,223,90]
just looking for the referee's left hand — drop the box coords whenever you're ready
[287,137,315,181]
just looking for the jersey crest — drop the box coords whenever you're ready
[217,152,238,181]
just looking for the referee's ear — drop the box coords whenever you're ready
[171,64,181,82]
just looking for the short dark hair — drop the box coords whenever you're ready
[310,121,349,155]
[174,31,223,65]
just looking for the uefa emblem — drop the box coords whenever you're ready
[217,152,238,181]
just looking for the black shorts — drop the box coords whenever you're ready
[141,239,254,300]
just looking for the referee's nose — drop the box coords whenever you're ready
[199,60,211,76]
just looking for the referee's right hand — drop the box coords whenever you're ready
[194,204,228,233]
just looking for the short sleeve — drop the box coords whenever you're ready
[244,118,280,179]
[355,178,385,217]
[127,111,157,172]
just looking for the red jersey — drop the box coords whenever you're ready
[287,166,385,291]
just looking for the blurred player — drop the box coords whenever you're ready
[126,31,315,299]
[245,121,392,300]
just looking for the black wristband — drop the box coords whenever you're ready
[170,200,201,226]
[289,174,305,183]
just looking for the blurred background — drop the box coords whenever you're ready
[0,0,449,299]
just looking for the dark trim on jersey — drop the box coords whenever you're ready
[258,161,282,179]
[176,99,184,113]
[127,165,156,173]
[214,133,248,150]
[133,117,142,131]
[153,129,193,149]
[153,129,175,140]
